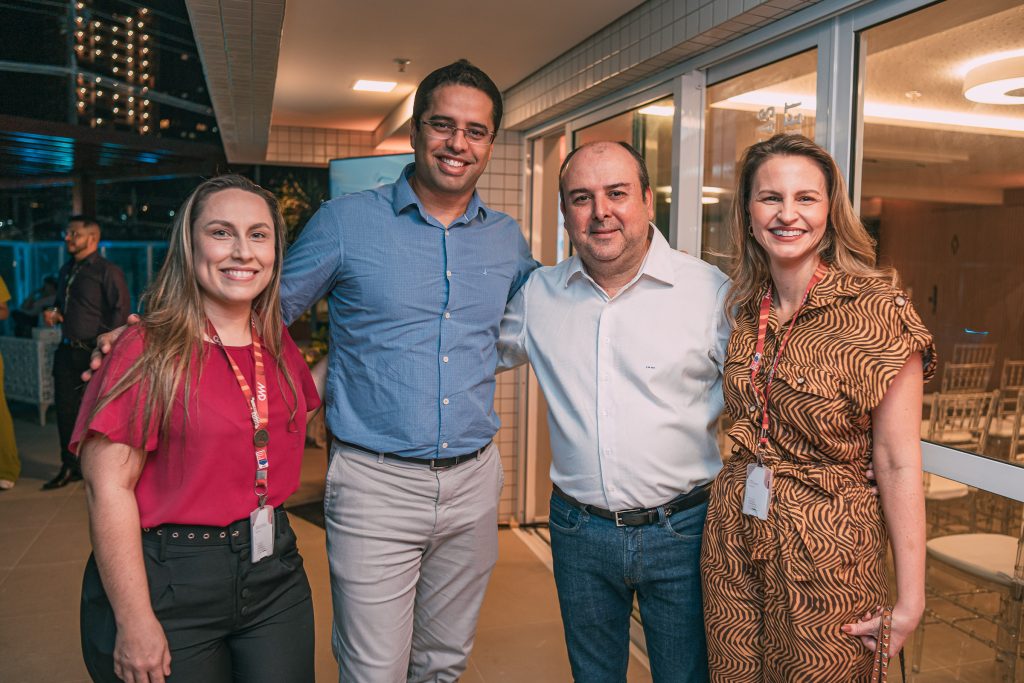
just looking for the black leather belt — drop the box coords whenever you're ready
[553,482,711,527]
[336,439,491,471]
[60,337,96,351]
[141,506,289,547]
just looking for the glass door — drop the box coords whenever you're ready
[853,1,1024,678]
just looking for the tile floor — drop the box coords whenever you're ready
[1,405,1019,681]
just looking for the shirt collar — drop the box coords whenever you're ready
[751,262,863,316]
[391,163,488,225]
[804,263,862,310]
[73,251,99,268]
[564,224,676,290]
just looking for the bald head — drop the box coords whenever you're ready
[557,140,655,297]
[558,141,650,205]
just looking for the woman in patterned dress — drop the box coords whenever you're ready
[701,134,934,681]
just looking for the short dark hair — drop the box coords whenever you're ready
[558,141,651,204]
[412,59,503,133]
[68,215,100,232]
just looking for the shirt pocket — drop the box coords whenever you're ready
[770,363,848,456]
[773,363,841,400]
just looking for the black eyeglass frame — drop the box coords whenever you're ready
[417,119,497,145]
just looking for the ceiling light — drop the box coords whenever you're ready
[702,186,728,194]
[963,55,1024,105]
[701,196,720,204]
[353,80,397,93]
[638,105,674,117]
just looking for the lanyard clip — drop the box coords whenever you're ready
[255,469,268,508]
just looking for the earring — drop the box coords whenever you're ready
[747,225,753,236]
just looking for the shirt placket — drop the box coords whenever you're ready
[437,222,458,453]
[595,301,620,509]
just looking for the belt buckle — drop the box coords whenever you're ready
[613,507,645,527]
[429,458,453,471]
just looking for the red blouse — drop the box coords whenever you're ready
[71,326,321,527]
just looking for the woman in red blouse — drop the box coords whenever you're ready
[72,175,321,683]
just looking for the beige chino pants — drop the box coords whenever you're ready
[325,441,503,683]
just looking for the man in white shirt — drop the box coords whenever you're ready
[499,141,729,682]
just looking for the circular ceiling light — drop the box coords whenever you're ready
[963,55,1024,105]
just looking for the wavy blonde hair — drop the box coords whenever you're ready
[724,134,894,320]
[89,174,297,445]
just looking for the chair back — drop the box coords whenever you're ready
[941,362,993,393]
[952,343,997,366]
[998,359,1024,421]
[1009,392,1024,464]
[925,390,999,453]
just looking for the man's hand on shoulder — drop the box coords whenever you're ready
[82,313,140,381]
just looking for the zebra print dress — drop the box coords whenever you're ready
[701,268,935,682]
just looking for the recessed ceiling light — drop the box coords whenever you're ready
[963,55,1024,105]
[353,80,397,93]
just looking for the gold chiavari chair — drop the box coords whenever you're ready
[940,362,994,394]
[952,342,997,366]
[991,360,1024,444]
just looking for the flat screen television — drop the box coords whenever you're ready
[329,153,414,198]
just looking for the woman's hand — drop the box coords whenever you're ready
[841,602,922,658]
[113,613,171,683]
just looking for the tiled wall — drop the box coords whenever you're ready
[265,125,392,166]
[503,0,821,130]
[477,131,526,523]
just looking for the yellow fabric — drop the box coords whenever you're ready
[0,275,20,482]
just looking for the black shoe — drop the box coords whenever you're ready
[42,466,83,490]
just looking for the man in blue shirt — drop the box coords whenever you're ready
[281,61,535,682]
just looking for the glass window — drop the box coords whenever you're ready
[701,50,818,271]
[574,96,674,241]
[858,0,1024,467]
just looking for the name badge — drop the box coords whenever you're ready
[249,504,275,563]
[742,463,774,520]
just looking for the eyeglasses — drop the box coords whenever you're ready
[419,120,495,146]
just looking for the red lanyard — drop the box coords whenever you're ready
[208,318,271,507]
[749,261,828,460]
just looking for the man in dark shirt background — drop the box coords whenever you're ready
[42,216,129,489]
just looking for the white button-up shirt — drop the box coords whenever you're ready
[498,228,731,510]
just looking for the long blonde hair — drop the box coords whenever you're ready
[724,134,894,320]
[90,174,297,444]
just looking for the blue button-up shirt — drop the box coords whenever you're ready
[281,164,536,458]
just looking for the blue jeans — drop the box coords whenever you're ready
[549,492,709,683]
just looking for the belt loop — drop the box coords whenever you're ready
[377,453,384,464]
[158,528,168,561]
[657,506,668,523]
